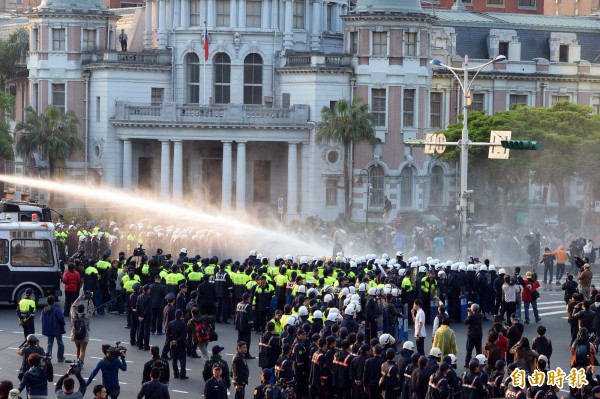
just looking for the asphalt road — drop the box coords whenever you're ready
[0,272,594,398]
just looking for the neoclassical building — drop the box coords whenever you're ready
[14,0,600,223]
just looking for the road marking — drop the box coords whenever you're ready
[8,347,20,350]
[12,331,22,334]
[537,310,567,316]
[535,301,565,305]
[172,390,189,394]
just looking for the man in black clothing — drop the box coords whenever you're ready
[310,338,330,399]
[161,294,176,359]
[350,344,370,399]
[397,341,414,391]
[142,346,170,385]
[137,285,152,350]
[232,341,250,399]
[205,364,228,399]
[363,345,385,399]
[129,283,142,347]
[235,293,255,358]
[150,276,166,335]
[464,303,483,368]
[137,368,169,399]
[175,284,188,313]
[461,360,486,399]
[275,343,295,384]
[215,265,234,323]
[198,275,217,317]
[166,309,188,379]
[506,313,524,350]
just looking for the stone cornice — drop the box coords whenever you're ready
[86,65,172,72]
[110,121,312,130]
[342,12,436,24]
[276,67,353,75]
[433,70,600,83]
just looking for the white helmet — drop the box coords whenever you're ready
[467,265,474,272]
[459,264,467,271]
[307,288,318,297]
[343,298,351,307]
[383,287,392,295]
[340,287,350,297]
[329,307,340,315]
[322,285,334,294]
[427,257,433,262]
[435,263,444,271]
[257,254,264,260]
[419,266,427,273]
[438,271,446,278]
[498,268,506,275]
[382,253,390,260]
[416,261,422,267]
[446,260,453,267]
[327,312,338,322]
[538,354,548,364]
[348,286,356,295]
[358,283,367,292]
[313,310,323,319]
[297,285,307,294]
[475,354,487,365]
[410,262,417,269]
[300,256,308,264]
[447,354,457,365]
[380,259,388,267]
[403,341,415,351]
[345,303,358,316]
[368,287,377,296]
[479,265,487,271]
[430,347,442,358]
[351,294,361,302]
[451,263,459,271]
[350,260,357,268]
[298,306,309,316]
[396,251,404,257]
[399,269,407,277]
[324,294,333,303]
[391,288,400,297]
[286,315,298,325]
[249,250,257,257]
[379,333,395,346]
[489,265,496,271]
[285,254,294,261]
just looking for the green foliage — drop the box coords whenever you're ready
[0,27,28,87]
[0,91,15,161]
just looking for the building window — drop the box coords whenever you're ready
[498,42,509,58]
[559,45,569,62]
[32,83,38,113]
[31,28,39,52]
[430,165,443,206]
[403,89,415,128]
[216,0,230,27]
[214,53,231,104]
[372,32,387,57]
[326,180,337,206]
[370,165,384,208]
[487,0,504,4]
[96,96,100,122]
[52,28,66,51]
[519,0,535,6]
[400,167,414,207]
[186,53,200,104]
[327,4,333,31]
[293,0,304,29]
[52,83,65,113]
[470,93,485,112]
[349,31,358,55]
[82,29,96,52]
[329,100,337,110]
[246,0,262,28]
[151,88,164,106]
[552,95,569,104]
[190,0,201,26]
[371,89,386,127]
[430,92,442,128]
[404,32,417,56]
[509,94,528,107]
[593,97,600,115]
[244,53,263,105]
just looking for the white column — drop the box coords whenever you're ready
[287,142,298,216]
[144,0,152,49]
[160,139,171,199]
[230,0,238,28]
[236,141,246,211]
[283,0,293,50]
[221,141,233,210]
[207,0,215,28]
[123,139,133,190]
[165,0,171,32]
[238,0,246,28]
[173,0,180,28]
[262,0,270,29]
[181,0,189,28]
[332,3,340,32]
[311,0,321,51]
[158,0,167,49]
[173,140,183,202]
[152,0,159,43]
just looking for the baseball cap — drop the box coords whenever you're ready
[212,364,222,370]
[165,293,175,301]
[212,345,225,354]
[143,284,150,291]
[175,309,183,318]
[179,283,188,289]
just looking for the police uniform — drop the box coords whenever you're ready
[17,293,36,338]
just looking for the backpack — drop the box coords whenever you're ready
[573,341,591,366]
[264,383,286,399]
[194,319,210,343]
[533,336,551,357]
[73,313,87,341]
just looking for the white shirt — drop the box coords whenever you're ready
[415,308,426,338]
[502,283,521,303]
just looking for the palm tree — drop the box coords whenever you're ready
[15,105,82,201]
[317,97,376,219]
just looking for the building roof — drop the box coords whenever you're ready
[36,0,108,13]
[354,0,425,14]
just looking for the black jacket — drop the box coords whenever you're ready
[411,367,431,399]
[150,283,167,309]
[464,312,483,338]
[137,380,170,399]
[232,353,250,385]
[235,301,254,332]
[198,281,217,303]
[363,355,385,387]
[142,356,170,384]
[204,377,227,399]
[137,293,152,319]
[166,319,187,343]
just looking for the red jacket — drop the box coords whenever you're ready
[62,269,81,293]
[522,278,540,302]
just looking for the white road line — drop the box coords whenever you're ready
[172,390,189,394]
[12,331,22,334]
[535,301,566,305]
[8,347,21,350]
[537,310,568,316]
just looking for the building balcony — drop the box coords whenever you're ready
[112,102,311,128]
[81,50,172,66]
[282,53,352,68]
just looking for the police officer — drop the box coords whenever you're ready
[274,343,294,384]
[215,265,234,323]
[332,339,353,399]
[204,364,228,399]
[17,289,36,339]
[235,293,255,358]
[129,283,142,347]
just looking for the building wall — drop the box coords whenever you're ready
[431,0,544,14]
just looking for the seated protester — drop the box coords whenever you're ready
[55,368,87,399]
[571,327,597,368]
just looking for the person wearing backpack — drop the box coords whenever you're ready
[570,327,597,368]
[70,293,94,365]
[187,306,216,360]
[531,326,553,367]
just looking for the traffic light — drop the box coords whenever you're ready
[500,140,541,150]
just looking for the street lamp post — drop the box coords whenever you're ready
[358,168,372,227]
[430,54,506,261]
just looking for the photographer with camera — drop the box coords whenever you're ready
[70,291,95,365]
[86,344,127,399]
[55,363,86,399]
[18,353,53,398]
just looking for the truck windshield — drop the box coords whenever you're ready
[11,239,54,267]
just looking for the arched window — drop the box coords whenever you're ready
[244,53,263,105]
[430,165,443,206]
[400,166,414,208]
[369,165,384,207]
[186,53,200,104]
[214,53,231,104]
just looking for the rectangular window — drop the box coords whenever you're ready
[0,239,6,264]
[32,83,39,113]
[499,42,509,57]
[552,95,569,104]
[404,32,417,56]
[518,0,535,6]
[430,92,442,128]
[329,100,337,111]
[559,45,569,62]
[82,29,96,52]
[52,28,65,51]
[487,0,504,4]
[52,83,66,113]
[509,94,528,107]
[96,96,100,122]
[151,88,164,106]
[31,28,39,52]
[293,0,304,29]
[471,93,485,112]
[372,32,387,57]
[593,97,600,115]
[349,31,358,55]
[11,239,54,267]
[190,0,201,26]
[216,0,230,27]
[327,4,333,31]
[403,89,415,127]
[326,180,337,206]
[246,0,262,28]
[371,89,386,127]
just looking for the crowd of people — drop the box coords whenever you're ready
[3,217,600,399]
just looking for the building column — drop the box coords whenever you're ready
[123,139,133,190]
[283,0,293,50]
[221,141,233,210]
[238,0,246,28]
[152,0,159,43]
[332,3,340,32]
[207,0,215,28]
[165,0,172,32]
[158,0,167,49]
[287,142,298,217]
[261,0,270,29]
[173,140,183,202]
[236,141,246,211]
[181,0,189,28]
[173,0,180,28]
[230,0,238,28]
[144,0,152,49]
[311,0,321,51]
[160,139,171,199]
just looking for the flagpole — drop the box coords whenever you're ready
[203,21,207,106]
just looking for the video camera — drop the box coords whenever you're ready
[68,360,83,374]
[106,341,127,359]
[133,245,145,257]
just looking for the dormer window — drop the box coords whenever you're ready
[498,42,508,58]
[559,45,569,62]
